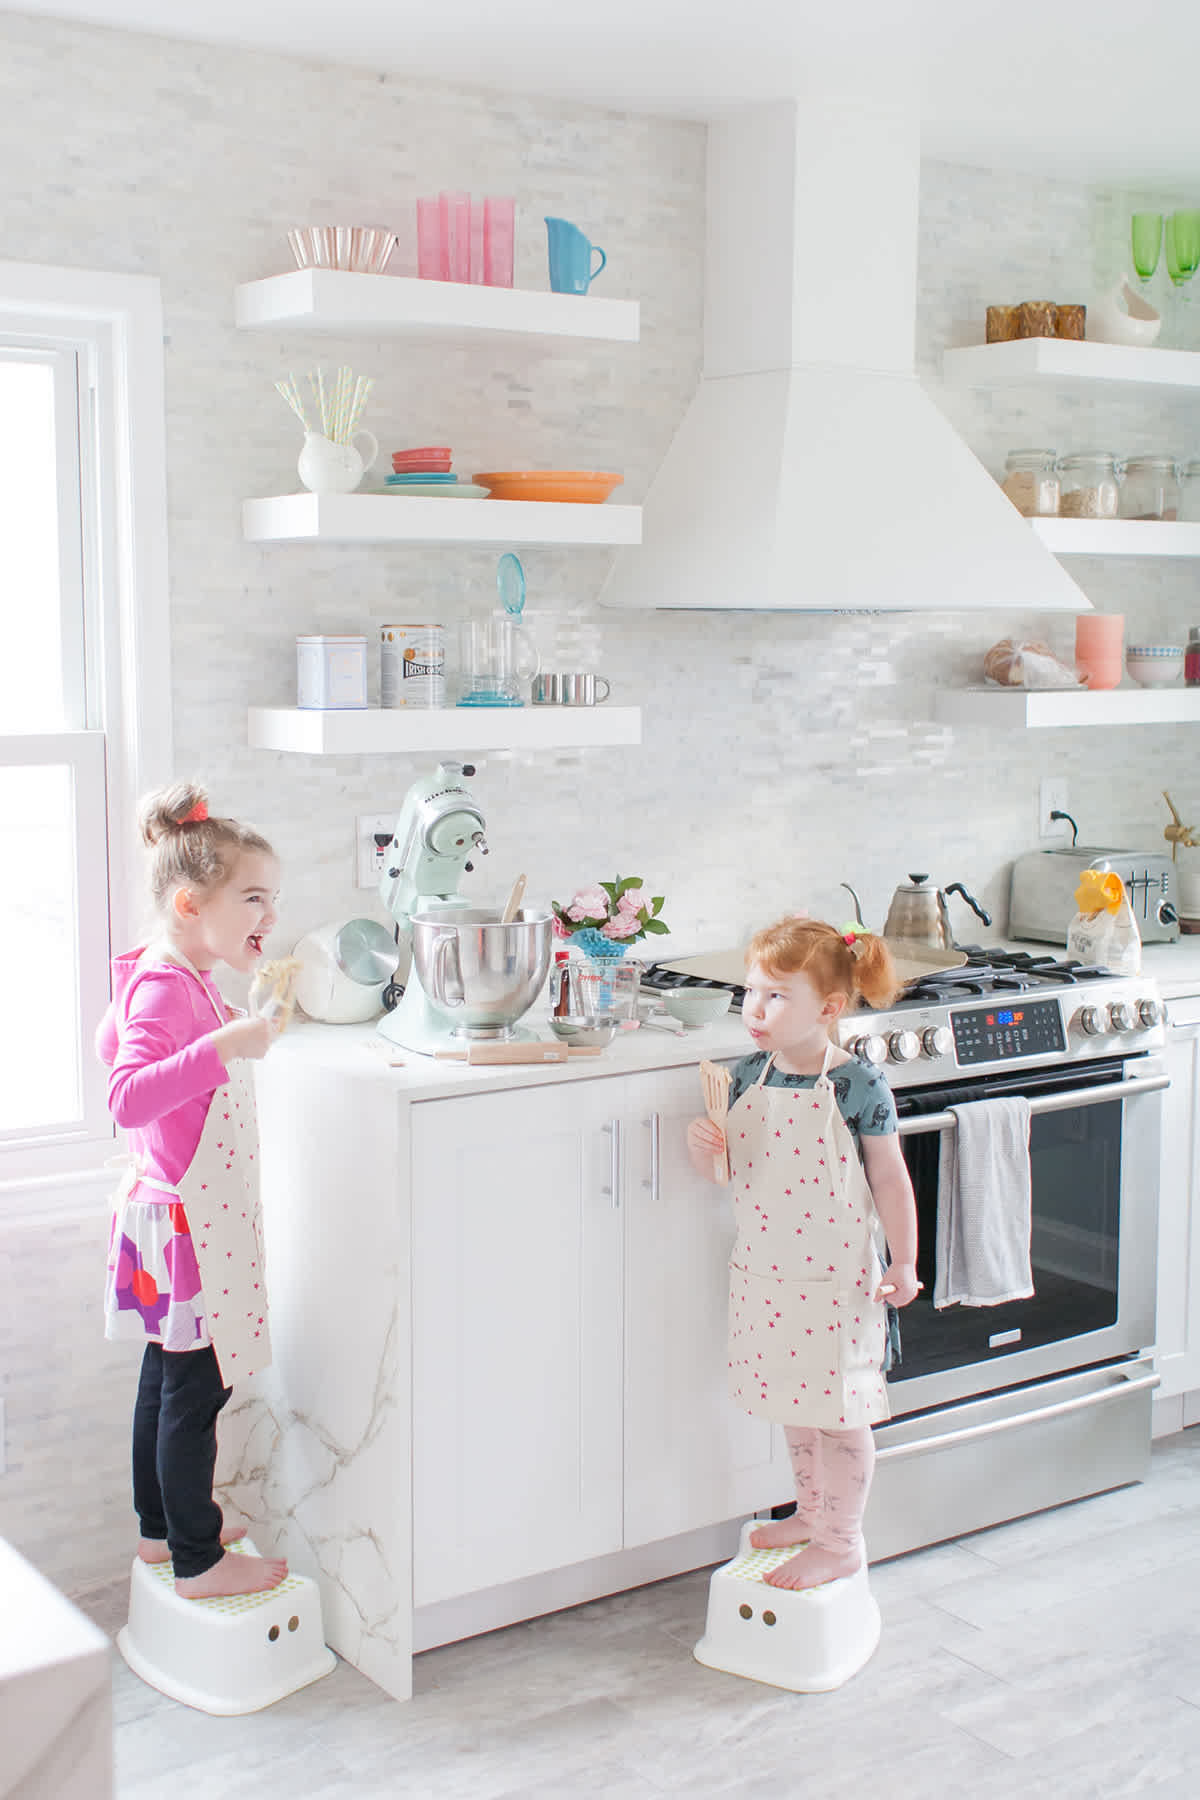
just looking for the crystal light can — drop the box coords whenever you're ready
[380,623,446,708]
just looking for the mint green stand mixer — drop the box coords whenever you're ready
[376,760,553,1054]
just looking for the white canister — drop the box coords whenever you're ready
[380,623,446,708]
[296,635,368,710]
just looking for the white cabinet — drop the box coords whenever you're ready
[409,1066,786,1605]
[410,1080,625,1605]
[1156,996,1200,1401]
[623,1064,783,1544]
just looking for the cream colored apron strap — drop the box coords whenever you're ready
[753,1053,777,1088]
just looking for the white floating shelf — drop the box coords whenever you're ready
[943,338,1200,391]
[933,687,1200,730]
[243,492,641,547]
[235,269,640,344]
[248,705,642,755]
[1031,518,1200,557]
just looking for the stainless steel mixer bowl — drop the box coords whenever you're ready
[410,908,553,1037]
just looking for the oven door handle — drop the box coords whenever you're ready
[895,1072,1169,1137]
[874,1369,1161,1463]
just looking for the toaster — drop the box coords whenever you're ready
[1009,846,1180,945]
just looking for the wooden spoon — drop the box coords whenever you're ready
[501,873,527,924]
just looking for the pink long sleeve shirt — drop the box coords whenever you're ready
[96,946,231,1194]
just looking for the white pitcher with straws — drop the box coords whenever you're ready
[277,367,378,494]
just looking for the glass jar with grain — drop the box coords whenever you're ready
[1119,456,1180,521]
[1002,449,1060,517]
[1179,460,1200,523]
[1059,452,1120,520]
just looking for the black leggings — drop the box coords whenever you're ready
[132,1343,231,1580]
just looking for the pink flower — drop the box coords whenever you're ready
[603,913,641,940]
[552,915,571,939]
[567,886,609,922]
[616,890,643,918]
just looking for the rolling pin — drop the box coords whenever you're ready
[435,1042,604,1064]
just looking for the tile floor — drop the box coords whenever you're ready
[76,1429,1200,1800]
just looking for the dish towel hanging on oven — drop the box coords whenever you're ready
[933,1096,1035,1309]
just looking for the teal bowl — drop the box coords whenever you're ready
[661,988,732,1027]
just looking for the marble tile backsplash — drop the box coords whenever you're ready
[1,11,1198,1595]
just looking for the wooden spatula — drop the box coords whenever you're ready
[501,873,527,924]
[699,1060,732,1184]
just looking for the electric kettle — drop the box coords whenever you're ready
[882,873,992,950]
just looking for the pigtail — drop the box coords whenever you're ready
[849,934,901,1011]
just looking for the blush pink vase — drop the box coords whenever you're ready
[1075,614,1124,690]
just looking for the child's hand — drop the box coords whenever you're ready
[687,1115,728,1180]
[875,1262,921,1307]
[211,1016,278,1065]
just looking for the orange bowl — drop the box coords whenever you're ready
[471,469,623,504]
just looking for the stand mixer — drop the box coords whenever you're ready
[376,761,553,1054]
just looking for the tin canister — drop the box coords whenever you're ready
[380,623,446,708]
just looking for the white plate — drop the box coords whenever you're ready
[378,482,492,499]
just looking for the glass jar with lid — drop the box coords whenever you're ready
[1059,452,1120,520]
[1119,456,1180,521]
[1180,459,1200,523]
[1001,449,1060,517]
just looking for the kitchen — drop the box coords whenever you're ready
[3,2,1200,1793]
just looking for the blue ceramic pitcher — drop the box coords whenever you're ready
[545,217,607,294]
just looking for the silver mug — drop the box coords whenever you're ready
[531,671,611,706]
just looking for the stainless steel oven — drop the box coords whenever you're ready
[644,945,1170,1555]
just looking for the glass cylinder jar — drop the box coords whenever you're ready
[1180,460,1200,523]
[1001,449,1060,517]
[1119,456,1180,521]
[1059,452,1120,520]
[1186,625,1200,687]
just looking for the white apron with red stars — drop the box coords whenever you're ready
[107,946,272,1387]
[726,1046,889,1430]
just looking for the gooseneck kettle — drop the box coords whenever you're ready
[883,873,992,949]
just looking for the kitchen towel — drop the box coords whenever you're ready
[933,1096,1035,1309]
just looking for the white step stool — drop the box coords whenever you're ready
[116,1537,336,1715]
[694,1521,881,1693]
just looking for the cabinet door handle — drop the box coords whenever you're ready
[602,1119,621,1208]
[644,1113,660,1202]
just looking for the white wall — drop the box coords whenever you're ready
[1,9,1197,1594]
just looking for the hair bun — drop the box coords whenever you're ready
[138,781,210,849]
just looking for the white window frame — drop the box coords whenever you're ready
[0,262,172,1189]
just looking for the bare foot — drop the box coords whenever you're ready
[764,1542,862,1591]
[138,1523,248,1565]
[749,1517,817,1551]
[174,1550,289,1599]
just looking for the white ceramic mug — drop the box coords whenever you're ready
[297,429,379,495]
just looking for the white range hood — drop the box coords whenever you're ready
[602,99,1089,613]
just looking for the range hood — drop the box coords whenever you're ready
[602,99,1089,613]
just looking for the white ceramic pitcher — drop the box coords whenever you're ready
[297,429,379,494]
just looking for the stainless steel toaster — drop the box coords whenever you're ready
[1009,846,1180,944]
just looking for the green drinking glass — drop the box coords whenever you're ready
[1131,211,1163,283]
[1171,210,1200,287]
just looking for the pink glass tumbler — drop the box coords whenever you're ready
[483,196,515,288]
[416,197,448,280]
[1075,613,1124,690]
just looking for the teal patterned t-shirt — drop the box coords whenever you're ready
[725,1050,897,1143]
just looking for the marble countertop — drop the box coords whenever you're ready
[264,935,1200,1098]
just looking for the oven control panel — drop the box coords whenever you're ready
[951,998,1067,1065]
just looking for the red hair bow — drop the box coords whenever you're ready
[183,801,208,823]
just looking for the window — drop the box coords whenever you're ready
[0,263,170,1180]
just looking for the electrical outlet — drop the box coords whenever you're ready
[357,815,396,890]
[1039,777,1070,840]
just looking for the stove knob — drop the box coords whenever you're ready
[887,1030,921,1064]
[1137,997,1162,1029]
[848,1033,887,1066]
[921,1025,953,1059]
[1108,1000,1134,1033]
[1076,1005,1105,1036]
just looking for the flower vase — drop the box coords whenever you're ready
[570,927,628,960]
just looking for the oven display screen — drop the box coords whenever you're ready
[951,998,1066,1064]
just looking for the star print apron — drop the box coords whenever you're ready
[104,948,271,1386]
[726,1047,889,1430]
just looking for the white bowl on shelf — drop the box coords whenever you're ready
[1125,644,1184,687]
[1089,277,1162,347]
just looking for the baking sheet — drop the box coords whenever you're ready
[653,944,970,993]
